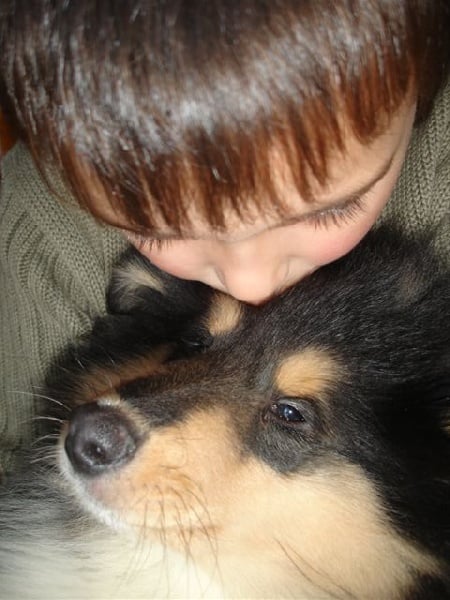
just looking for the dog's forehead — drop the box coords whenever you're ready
[161,289,344,400]
[119,321,341,434]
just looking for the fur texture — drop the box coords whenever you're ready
[0,226,449,599]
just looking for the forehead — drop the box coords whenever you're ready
[91,100,415,239]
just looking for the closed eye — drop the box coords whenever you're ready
[167,329,213,361]
[124,232,176,252]
[180,331,213,352]
[304,193,368,230]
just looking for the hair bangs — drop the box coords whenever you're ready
[2,0,448,232]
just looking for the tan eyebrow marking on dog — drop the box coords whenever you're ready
[275,348,341,399]
[206,293,243,336]
[70,345,172,405]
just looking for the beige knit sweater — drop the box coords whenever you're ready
[0,81,449,476]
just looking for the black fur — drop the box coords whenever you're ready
[1,225,449,599]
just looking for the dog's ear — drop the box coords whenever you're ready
[107,249,169,315]
[70,248,216,357]
[43,250,217,413]
[107,248,212,317]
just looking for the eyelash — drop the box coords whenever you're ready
[124,193,369,249]
[124,233,174,252]
[304,194,368,230]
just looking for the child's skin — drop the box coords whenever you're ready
[98,98,416,304]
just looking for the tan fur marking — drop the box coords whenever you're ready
[218,459,441,599]
[395,263,428,308]
[80,409,237,535]
[72,345,172,405]
[206,293,242,335]
[116,262,165,295]
[72,408,441,599]
[275,347,341,399]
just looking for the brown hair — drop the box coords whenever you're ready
[1,0,449,232]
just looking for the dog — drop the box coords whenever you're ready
[0,225,449,599]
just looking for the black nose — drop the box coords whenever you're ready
[64,403,141,476]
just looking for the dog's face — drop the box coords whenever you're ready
[53,229,450,598]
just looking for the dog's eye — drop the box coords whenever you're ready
[270,401,305,424]
[168,330,213,361]
[180,333,212,352]
[263,398,312,429]
[262,396,318,434]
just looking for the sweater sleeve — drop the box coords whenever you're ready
[381,77,450,259]
[0,143,128,476]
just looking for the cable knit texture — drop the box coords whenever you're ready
[382,80,450,257]
[0,150,128,474]
[0,80,449,475]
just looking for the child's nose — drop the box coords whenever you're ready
[216,261,289,304]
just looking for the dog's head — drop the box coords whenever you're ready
[50,227,450,598]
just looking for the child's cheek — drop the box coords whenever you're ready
[300,222,376,267]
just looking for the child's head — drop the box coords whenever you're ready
[1,1,449,301]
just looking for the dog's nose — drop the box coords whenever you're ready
[64,403,140,476]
